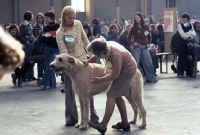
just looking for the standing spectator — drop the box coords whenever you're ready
[119,24,133,52]
[92,18,101,38]
[19,11,36,81]
[158,13,164,24]
[83,24,95,42]
[56,6,99,126]
[127,12,157,83]
[149,16,154,24]
[106,24,119,42]
[143,15,150,24]
[33,13,45,80]
[101,22,109,38]
[191,15,197,24]
[157,24,165,52]
[150,24,158,45]
[40,11,60,89]
[194,21,200,44]
[177,12,196,78]
[120,17,129,30]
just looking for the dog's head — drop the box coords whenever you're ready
[50,54,79,75]
[187,38,194,50]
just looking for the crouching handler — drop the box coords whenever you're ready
[84,38,137,134]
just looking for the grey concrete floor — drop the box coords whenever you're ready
[0,61,200,135]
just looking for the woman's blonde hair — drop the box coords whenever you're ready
[61,6,76,27]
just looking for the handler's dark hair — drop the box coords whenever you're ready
[87,38,107,56]
[181,12,190,21]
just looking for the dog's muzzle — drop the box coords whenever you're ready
[50,64,62,72]
[187,42,194,49]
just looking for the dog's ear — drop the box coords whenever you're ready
[68,57,75,65]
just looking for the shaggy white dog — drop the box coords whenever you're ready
[50,54,146,130]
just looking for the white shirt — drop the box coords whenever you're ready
[177,23,196,40]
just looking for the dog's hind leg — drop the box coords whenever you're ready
[130,77,147,129]
[79,96,90,130]
[125,95,138,124]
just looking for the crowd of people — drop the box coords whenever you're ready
[1,5,200,134]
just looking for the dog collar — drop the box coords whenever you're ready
[73,68,80,77]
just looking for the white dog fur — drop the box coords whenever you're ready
[50,54,146,130]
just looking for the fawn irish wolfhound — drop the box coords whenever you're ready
[50,53,146,130]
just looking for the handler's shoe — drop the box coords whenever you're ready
[112,122,130,131]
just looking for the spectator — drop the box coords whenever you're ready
[119,24,133,52]
[9,24,32,86]
[157,24,165,52]
[92,18,101,38]
[127,12,157,83]
[177,12,196,78]
[56,6,99,126]
[0,26,25,81]
[194,21,200,44]
[150,24,158,45]
[101,22,109,38]
[83,24,95,42]
[106,24,119,42]
[191,15,196,24]
[40,11,60,89]
[113,19,122,35]
[19,11,36,81]
[158,13,164,24]
[33,13,45,80]
[120,17,129,30]
[149,16,154,24]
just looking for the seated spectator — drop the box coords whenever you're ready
[127,12,158,83]
[9,24,32,86]
[118,24,132,52]
[157,24,165,52]
[106,24,119,42]
[83,24,95,42]
[101,22,108,38]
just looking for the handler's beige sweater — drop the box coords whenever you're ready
[56,20,89,60]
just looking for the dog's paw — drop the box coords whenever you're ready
[138,124,146,129]
[79,125,87,130]
[129,120,136,124]
[75,123,80,128]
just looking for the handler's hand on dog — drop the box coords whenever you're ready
[90,77,101,84]
[83,60,89,67]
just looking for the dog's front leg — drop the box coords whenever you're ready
[193,60,197,78]
[75,96,84,128]
[79,96,90,130]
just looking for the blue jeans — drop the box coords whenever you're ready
[23,43,34,79]
[131,44,157,82]
[40,46,59,88]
